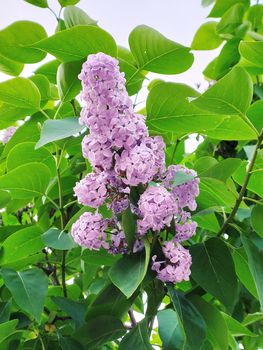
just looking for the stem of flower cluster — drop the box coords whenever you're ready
[217,130,263,236]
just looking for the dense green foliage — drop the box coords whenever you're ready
[0,0,262,349]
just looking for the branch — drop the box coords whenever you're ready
[128,308,137,328]
[217,130,263,236]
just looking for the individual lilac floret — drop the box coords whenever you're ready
[2,126,17,144]
[74,172,108,208]
[115,143,157,186]
[152,241,192,283]
[163,165,200,211]
[108,231,128,255]
[137,186,177,234]
[71,212,109,250]
[82,134,113,171]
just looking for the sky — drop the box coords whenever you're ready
[0,0,220,89]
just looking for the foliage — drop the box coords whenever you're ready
[0,0,262,349]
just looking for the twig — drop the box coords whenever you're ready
[128,308,137,328]
[217,130,263,236]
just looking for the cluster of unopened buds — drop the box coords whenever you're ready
[71,52,200,284]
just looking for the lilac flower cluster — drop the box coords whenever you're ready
[71,52,199,285]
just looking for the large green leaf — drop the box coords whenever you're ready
[190,296,228,350]
[6,142,55,173]
[0,320,18,344]
[75,315,126,348]
[241,234,263,311]
[0,55,24,76]
[192,67,253,116]
[222,312,256,337]
[35,60,60,84]
[63,6,97,28]
[0,77,40,110]
[251,204,263,238]
[129,25,194,74]
[1,268,48,322]
[0,21,47,63]
[0,190,11,209]
[0,163,51,199]
[109,240,150,298]
[247,100,263,134]
[0,226,44,268]
[216,3,245,34]
[32,25,117,62]
[35,117,84,149]
[168,287,207,350]
[190,238,238,311]
[157,309,185,350]
[239,41,263,68]
[200,158,241,182]
[208,0,249,17]
[81,249,120,266]
[24,0,48,7]
[57,61,82,102]
[191,22,223,50]
[146,82,225,136]
[232,248,258,299]
[0,104,35,129]
[119,319,153,350]
[42,228,77,250]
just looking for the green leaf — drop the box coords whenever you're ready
[146,82,225,136]
[168,287,207,350]
[190,296,228,350]
[0,300,12,323]
[157,309,185,350]
[0,21,47,63]
[200,158,241,182]
[24,0,48,7]
[190,238,238,311]
[193,212,220,233]
[75,315,126,348]
[109,240,150,298]
[232,247,258,299]
[129,25,194,74]
[6,142,56,174]
[0,320,18,344]
[216,3,245,34]
[57,61,82,102]
[0,226,44,268]
[35,60,60,84]
[243,312,263,326]
[239,41,263,68]
[192,67,253,116]
[251,204,263,238]
[247,101,263,134]
[172,171,195,186]
[221,312,256,337]
[63,6,97,28]
[241,234,263,311]
[52,296,85,327]
[1,268,48,322]
[119,319,153,350]
[81,249,120,266]
[42,228,77,250]
[35,117,84,149]
[0,77,40,110]
[0,163,51,199]
[30,74,51,104]
[0,190,11,209]
[0,55,24,76]
[121,205,137,249]
[58,0,80,7]
[197,177,237,209]
[33,25,117,62]
[191,22,223,50]
[208,0,249,18]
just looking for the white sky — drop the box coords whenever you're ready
[0,0,220,89]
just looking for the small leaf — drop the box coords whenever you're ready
[81,249,120,266]
[0,54,24,76]
[222,312,256,337]
[251,204,263,238]
[52,296,85,327]
[0,21,47,63]
[172,171,195,186]
[190,238,238,311]
[239,41,263,68]
[58,0,80,7]
[109,240,150,298]
[33,26,117,62]
[24,0,48,7]
[119,319,153,349]
[157,309,185,350]
[35,117,84,149]
[35,60,60,84]
[121,205,137,249]
[63,6,97,28]
[216,3,245,34]
[191,22,223,50]
[129,25,194,74]
[57,60,82,102]
[208,0,249,18]
[1,268,48,322]
[0,320,18,344]
[42,227,77,250]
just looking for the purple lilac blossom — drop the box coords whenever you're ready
[137,186,177,234]
[71,212,109,250]
[152,241,192,283]
[74,172,108,208]
[2,126,17,144]
[163,165,200,211]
